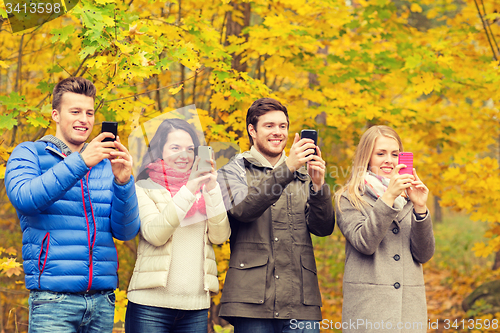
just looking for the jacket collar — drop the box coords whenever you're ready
[249,146,287,169]
[37,135,88,157]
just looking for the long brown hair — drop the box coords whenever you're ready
[136,118,201,180]
[335,125,403,212]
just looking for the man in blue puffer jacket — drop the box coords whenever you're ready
[5,77,140,332]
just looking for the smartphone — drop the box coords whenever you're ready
[196,146,213,173]
[300,129,318,156]
[101,121,118,142]
[398,152,414,175]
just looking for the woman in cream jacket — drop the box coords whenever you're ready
[125,118,230,332]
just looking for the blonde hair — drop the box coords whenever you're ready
[335,125,404,212]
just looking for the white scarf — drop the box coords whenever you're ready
[364,171,407,210]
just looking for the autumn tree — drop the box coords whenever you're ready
[1,0,499,331]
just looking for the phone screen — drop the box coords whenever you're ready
[300,129,318,156]
[101,121,118,142]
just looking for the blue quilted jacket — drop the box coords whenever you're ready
[5,139,140,292]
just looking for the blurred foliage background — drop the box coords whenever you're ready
[1,0,499,331]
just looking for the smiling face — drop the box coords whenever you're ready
[248,110,288,164]
[162,129,195,172]
[52,92,95,152]
[368,135,400,178]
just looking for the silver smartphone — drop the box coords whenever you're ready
[196,146,213,173]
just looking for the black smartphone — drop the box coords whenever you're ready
[101,121,118,142]
[195,146,213,173]
[300,129,318,155]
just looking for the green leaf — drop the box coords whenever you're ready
[213,71,230,82]
[37,81,56,94]
[50,25,75,43]
[41,104,53,115]
[79,44,99,59]
[27,115,50,128]
[0,92,26,109]
[230,90,245,100]
[404,54,422,70]
[47,65,63,74]
[0,114,18,130]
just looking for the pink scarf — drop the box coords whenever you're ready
[145,159,206,218]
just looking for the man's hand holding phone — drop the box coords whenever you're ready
[306,146,326,192]
[109,136,134,184]
[80,132,116,168]
[285,133,316,172]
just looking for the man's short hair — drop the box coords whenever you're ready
[52,77,96,111]
[246,98,289,145]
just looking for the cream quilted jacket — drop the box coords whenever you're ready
[128,178,230,294]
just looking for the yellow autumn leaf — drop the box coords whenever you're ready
[89,56,108,69]
[115,41,135,54]
[0,163,6,179]
[471,242,491,258]
[410,3,423,13]
[168,85,183,95]
[114,288,128,323]
[0,258,22,277]
[0,60,9,69]
[411,72,440,95]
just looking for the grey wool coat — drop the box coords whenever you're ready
[336,192,434,333]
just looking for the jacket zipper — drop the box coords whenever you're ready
[114,243,119,287]
[37,232,50,289]
[81,169,96,292]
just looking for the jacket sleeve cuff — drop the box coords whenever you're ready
[171,185,197,215]
[114,177,132,186]
[413,209,429,221]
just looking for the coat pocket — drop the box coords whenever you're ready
[300,253,322,306]
[220,253,268,304]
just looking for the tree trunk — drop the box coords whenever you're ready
[224,2,251,72]
[433,196,442,223]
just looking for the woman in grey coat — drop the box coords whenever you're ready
[335,126,434,333]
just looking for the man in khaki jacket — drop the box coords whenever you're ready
[217,98,335,333]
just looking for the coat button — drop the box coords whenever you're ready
[275,312,279,317]
[266,170,271,174]
[394,282,401,289]
[274,237,279,242]
[393,254,400,261]
[275,275,279,279]
[240,263,244,267]
[259,300,264,303]
[392,228,399,234]
[272,203,276,206]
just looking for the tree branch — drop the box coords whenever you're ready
[474,0,498,61]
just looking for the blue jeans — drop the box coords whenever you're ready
[232,317,320,333]
[125,301,208,333]
[28,290,115,333]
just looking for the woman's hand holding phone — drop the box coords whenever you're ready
[204,158,218,192]
[406,169,429,213]
[186,156,216,194]
[380,165,414,207]
[381,165,428,212]
[186,157,210,194]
